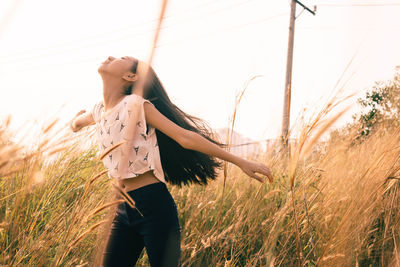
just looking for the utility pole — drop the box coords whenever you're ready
[281,0,316,147]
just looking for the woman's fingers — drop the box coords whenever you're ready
[251,172,265,183]
[242,167,263,183]
[255,163,273,183]
[262,168,273,183]
[240,160,273,184]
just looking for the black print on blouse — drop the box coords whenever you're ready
[100,129,103,135]
[102,144,107,150]
[114,163,118,171]
[115,113,119,121]
[120,123,125,132]
[129,161,134,167]
[149,165,152,169]
[109,154,112,162]
[141,133,147,140]
[155,141,158,147]
[107,127,110,135]
[104,118,107,124]
[137,121,142,127]
[110,140,114,146]
[134,146,139,155]
[143,152,148,162]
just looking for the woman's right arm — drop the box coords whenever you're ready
[144,102,273,183]
[70,110,95,132]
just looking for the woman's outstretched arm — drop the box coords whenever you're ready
[144,102,273,183]
[69,110,95,132]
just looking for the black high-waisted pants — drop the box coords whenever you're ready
[101,182,182,267]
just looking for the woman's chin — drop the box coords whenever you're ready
[98,64,105,74]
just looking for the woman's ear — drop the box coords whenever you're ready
[122,72,138,82]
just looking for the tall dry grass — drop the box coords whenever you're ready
[1,90,400,266]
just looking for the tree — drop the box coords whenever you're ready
[353,68,400,137]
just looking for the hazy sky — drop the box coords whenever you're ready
[1,0,399,142]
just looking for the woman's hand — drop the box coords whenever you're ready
[69,110,86,132]
[237,159,273,183]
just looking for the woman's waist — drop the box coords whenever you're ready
[117,170,162,192]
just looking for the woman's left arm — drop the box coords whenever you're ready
[144,102,273,183]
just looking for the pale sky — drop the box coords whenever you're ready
[1,0,399,143]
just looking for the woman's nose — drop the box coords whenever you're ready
[108,56,115,61]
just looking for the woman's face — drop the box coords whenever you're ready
[98,56,135,78]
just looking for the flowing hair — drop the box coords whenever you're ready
[124,59,226,187]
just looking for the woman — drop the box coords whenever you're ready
[70,55,273,267]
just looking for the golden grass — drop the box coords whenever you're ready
[1,90,400,266]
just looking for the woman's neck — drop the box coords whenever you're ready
[102,79,125,111]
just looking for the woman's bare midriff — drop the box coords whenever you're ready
[117,170,162,192]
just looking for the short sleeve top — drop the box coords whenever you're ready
[90,94,166,184]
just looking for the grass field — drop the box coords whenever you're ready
[1,94,400,266]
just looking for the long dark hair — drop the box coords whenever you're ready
[124,59,226,187]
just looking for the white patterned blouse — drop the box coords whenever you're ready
[90,94,166,184]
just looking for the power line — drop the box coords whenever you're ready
[229,139,279,147]
[4,0,396,65]
[0,0,225,59]
[0,0,258,63]
[155,12,288,48]
[316,3,400,7]
[297,25,400,31]
[0,12,289,74]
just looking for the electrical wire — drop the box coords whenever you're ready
[156,12,288,48]
[0,0,225,59]
[297,25,400,31]
[6,0,397,64]
[0,0,257,63]
[315,3,400,7]
[0,12,288,74]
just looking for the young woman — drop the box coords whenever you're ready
[70,55,273,267]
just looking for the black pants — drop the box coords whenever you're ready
[101,182,182,267]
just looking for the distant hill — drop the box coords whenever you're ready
[214,127,265,158]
